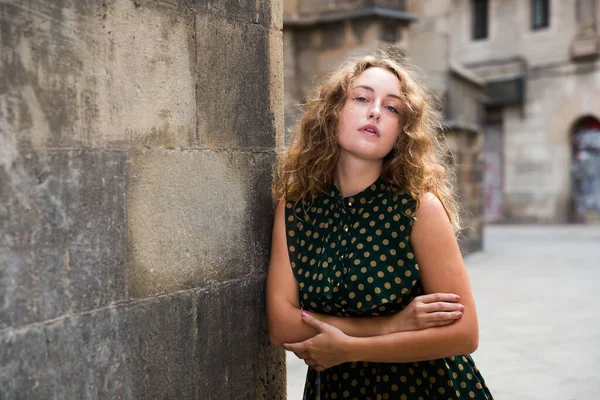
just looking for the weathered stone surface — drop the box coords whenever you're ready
[1,280,285,399]
[446,128,485,253]
[1,0,284,397]
[0,326,55,399]
[195,277,286,399]
[123,292,197,399]
[193,0,282,30]
[127,149,275,298]
[0,1,196,149]
[195,12,277,149]
[44,310,127,399]
[0,148,128,329]
[444,0,600,223]
[123,278,284,399]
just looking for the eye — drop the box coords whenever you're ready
[386,105,399,114]
[354,96,368,102]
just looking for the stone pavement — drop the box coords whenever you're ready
[286,225,600,400]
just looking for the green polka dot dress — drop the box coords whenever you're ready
[285,177,493,400]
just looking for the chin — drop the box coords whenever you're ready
[338,136,395,161]
[341,147,392,162]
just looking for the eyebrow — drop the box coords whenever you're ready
[354,85,402,101]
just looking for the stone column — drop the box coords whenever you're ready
[0,1,285,398]
[445,127,485,254]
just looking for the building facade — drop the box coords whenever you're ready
[449,0,600,223]
[285,0,600,225]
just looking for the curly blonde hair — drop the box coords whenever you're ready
[273,51,460,230]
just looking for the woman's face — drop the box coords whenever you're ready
[336,67,403,161]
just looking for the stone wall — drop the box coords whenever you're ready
[0,1,285,398]
[449,0,600,223]
[445,128,485,254]
[406,0,486,250]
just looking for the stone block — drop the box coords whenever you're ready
[44,310,127,399]
[0,247,62,330]
[195,277,286,399]
[195,12,277,149]
[0,326,55,399]
[121,279,285,399]
[193,0,282,30]
[127,149,275,298]
[0,148,128,329]
[123,292,197,399]
[0,1,196,149]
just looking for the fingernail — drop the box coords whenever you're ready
[455,295,460,300]
[459,305,465,311]
[301,311,308,319]
[456,312,463,317]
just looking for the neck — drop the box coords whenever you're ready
[334,153,383,197]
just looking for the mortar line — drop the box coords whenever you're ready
[0,272,267,337]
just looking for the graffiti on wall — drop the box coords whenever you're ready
[572,127,600,224]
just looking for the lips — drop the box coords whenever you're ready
[359,124,380,136]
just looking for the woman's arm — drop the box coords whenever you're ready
[266,200,464,347]
[347,193,478,361]
[284,194,479,368]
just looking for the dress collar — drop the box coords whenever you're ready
[328,176,387,205]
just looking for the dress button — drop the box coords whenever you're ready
[336,282,341,288]
[344,226,348,232]
[348,202,353,207]
[340,254,344,260]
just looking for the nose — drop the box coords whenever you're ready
[368,101,381,121]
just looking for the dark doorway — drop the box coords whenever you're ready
[571,116,600,223]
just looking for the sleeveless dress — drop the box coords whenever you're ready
[285,177,493,400]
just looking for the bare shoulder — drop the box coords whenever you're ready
[414,193,451,226]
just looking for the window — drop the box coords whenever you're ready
[472,0,489,40]
[532,0,550,30]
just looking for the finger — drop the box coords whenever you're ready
[292,350,311,360]
[283,342,307,357]
[417,293,460,304]
[306,364,324,372]
[426,319,457,328]
[305,361,325,372]
[422,302,464,313]
[304,358,319,368]
[424,312,462,324]
[300,311,327,332]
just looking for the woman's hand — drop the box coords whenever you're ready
[283,312,352,371]
[388,293,464,333]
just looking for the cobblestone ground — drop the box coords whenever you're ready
[286,225,600,400]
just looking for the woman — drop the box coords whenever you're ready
[266,52,493,399]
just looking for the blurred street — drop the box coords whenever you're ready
[286,225,600,400]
